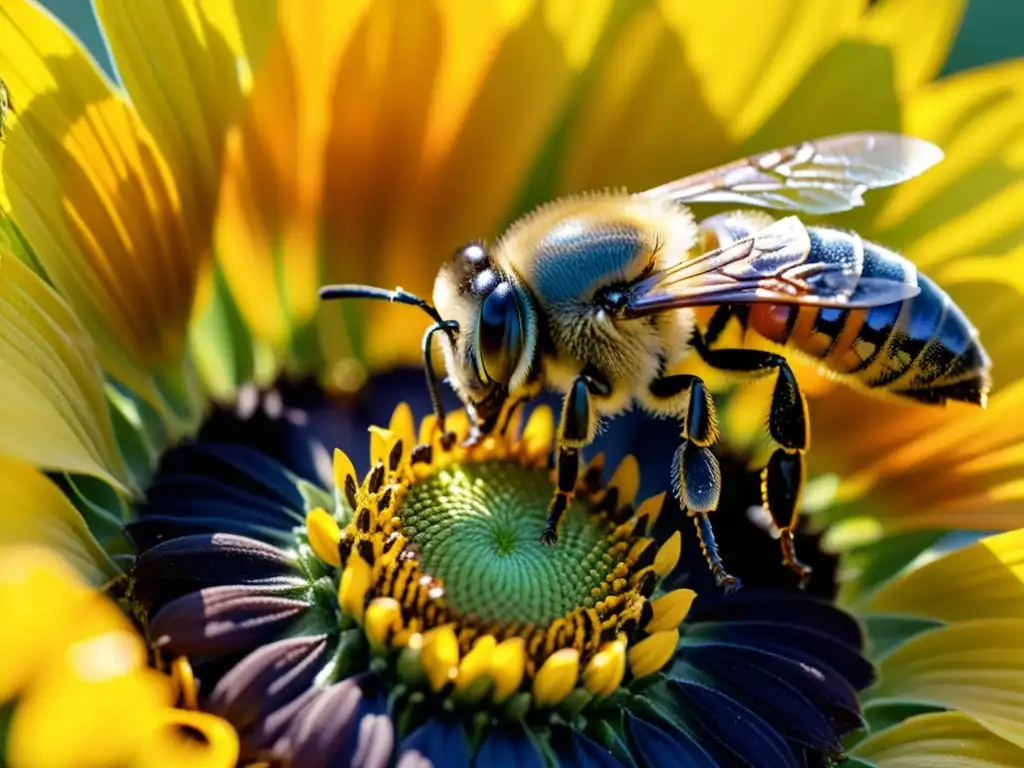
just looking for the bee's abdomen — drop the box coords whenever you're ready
[748,228,991,406]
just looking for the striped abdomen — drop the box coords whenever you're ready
[699,213,991,405]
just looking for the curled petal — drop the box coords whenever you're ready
[207,635,329,735]
[624,712,715,768]
[130,533,299,609]
[647,589,696,633]
[628,630,678,679]
[668,680,798,768]
[851,711,1024,766]
[135,708,240,768]
[287,674,394,768]
[147,585,309,655]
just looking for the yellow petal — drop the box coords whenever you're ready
[454,634,497,697]
[872,619,1024,750]
[814,382,1024,534]
[857,0,966,92]
[338,552,372,622]
[364,597,403,650]
[421,625,459,692]
[607,454,640,507]
[635,492,666,530]
[305,508,341,567]
[326,0,614,371]
[851,711,1024,767]
[218,1,370,355]
[0,544,89,701]
[0,0,201,416]
[132,708,240,768]
[369,426,399,470]
[94,0,250,221]
[522,406,554,453]
[744,36,900,154]
[865,61,1024,268]
[0,251,130,490]
[657,0,864,140]
[865,529,1024,622]
[0,458,118,586]
[388,403,417,460]
[532,647,580,708]
[8,632,171,768]
[582,636,626,698]
[628,629,678,679]
[333,448,358,500]
[489,636,526,703]
[559,2,735,194]
[646,589,696,633]
[653,531,681,577]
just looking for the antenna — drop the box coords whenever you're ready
[319,283,459,440]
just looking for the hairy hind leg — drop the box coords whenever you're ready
[647,372,741,591]
[693,333,812,584]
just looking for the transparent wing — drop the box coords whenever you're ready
[637,133,942,215]
[623,216,920,318]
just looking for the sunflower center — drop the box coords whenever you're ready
[402,462,616,624]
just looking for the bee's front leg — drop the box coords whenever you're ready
[463,405,501,448]
[692,332,812,584]
[647,373,741,592]
[541,369,608,545]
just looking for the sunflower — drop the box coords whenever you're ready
[1,0,1024,767]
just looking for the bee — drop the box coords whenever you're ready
[321,133,991,591]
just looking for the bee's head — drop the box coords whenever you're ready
[434,243,537,422]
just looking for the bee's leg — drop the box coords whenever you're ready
[692,335,812,584]
[541,371,608,545]
[647,372,740,591]
[463,406,501,448]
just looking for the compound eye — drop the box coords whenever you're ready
[475,282,524,385]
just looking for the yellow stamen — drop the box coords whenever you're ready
[532,648,581,708]
[646,589,697,633]
[306,508,342,567]
[628,629,679,679]
[338,552,372,622]
[364,598,403,650]
[171,656,197,710]
[454,635,497,698]
[654,531,682,577]
[421,625,460,692]
[608,455,640,506]
[489,637,527,704]
[582,635,627,698]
